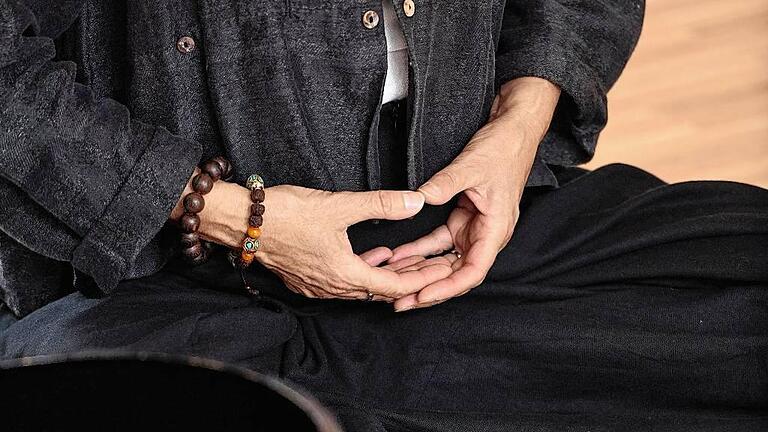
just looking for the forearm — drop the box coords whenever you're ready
[494,1,644,185]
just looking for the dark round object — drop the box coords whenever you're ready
[212,156,232,178]
[192,173,214,194]
[180,213,201,233]
[251,203,265,216]
[249,215,263,227]
[180,232,200,248]
[251,188,265,202]
[0,352,342,431]
[182,242,204,259]
[201,160,223,181]
[183,192,205,213]
[176,36,196,54]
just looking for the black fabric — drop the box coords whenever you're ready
[0,0,644,316]
[377,99,410,191]
[2,158,767,431]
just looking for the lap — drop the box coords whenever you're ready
[2,164,767,429]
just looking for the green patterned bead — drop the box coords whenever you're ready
[242,237,260,253]
[246,174,264,190]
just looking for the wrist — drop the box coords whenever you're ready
[494,77,561,141]
[197,180,252,249]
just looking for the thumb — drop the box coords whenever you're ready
[418,163,471,205]
[338,190,425,226]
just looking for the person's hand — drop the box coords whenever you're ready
[173,178,454,301]
[385,77,561,311]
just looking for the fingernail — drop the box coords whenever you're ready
[395,305,416,313]
[403,192,425,210]
[419,298,442,307]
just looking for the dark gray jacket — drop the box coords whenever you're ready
[0,0,643,316]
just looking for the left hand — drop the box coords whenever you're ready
[385,77,561,311]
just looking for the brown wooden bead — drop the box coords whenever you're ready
[250,203,265,216]
[250,188,265,202]
[201,160,222,181]
[212,156,232,178]
[183,192,205,213]
[249,215,263,227]
[192,173,214,194]
[180,213,201,233]
[182,242,204,259]
[240,250,255,264]
[247,226,262,239]
[180,232,200,248]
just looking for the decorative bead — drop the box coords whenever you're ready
[247,226,262,239]
[250,188,265,203]
[180,232,200,248]
[251,188,265,202]
[183,192,205,213]
[242,237,260,253]
[250,203,265,216]
[192,173,213,194]
[246,174,264,190]
[201,160,222,181]
[240,250,255,265]
[180,213,201,233]
[182,242,204,259]
[249,215,263,227]
[212,156,232,179]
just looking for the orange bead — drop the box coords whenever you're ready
[240,250,255,264]
[247,226,262,239]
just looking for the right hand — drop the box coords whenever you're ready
[175,177,455,301]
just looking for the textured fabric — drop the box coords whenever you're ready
[0,304,16,333]
[0,0,643,316]
[2,164,767,431]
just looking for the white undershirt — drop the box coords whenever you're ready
[381,0,409,104]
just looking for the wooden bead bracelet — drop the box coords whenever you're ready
[228,174,265,269]
[179,156,232,265]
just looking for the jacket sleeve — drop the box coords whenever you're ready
[0,0,202,294]
[495,0,645,186]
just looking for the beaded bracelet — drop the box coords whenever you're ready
[179,156,232,265]
[228,173,265,269]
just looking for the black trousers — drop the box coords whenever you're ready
[2,103,767,431]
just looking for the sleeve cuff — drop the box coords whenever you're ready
[495,26,609,188]
[70,127,202,293]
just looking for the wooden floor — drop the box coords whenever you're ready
[583,0,768,188]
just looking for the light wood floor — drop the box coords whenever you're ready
[583,0,768,188]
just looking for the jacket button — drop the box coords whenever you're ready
[176,36,196,54]
[404,0,415,17]
[362,10,380,29]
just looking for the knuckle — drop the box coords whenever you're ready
[437,170,460,191]
[374,190,395,215]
